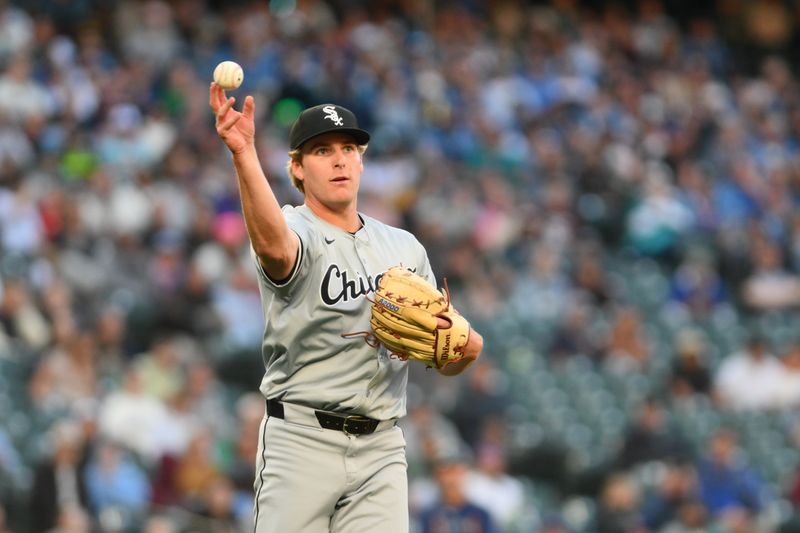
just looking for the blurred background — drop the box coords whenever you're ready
[2,0,800,531]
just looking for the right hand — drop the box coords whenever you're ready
[209,82,255,154]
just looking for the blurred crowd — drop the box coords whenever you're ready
[2,0,800,531]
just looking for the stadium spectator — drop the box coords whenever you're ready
[0,53,56,125]
[669,327,713,399]
[571,242,614,307]
[714,334,786,410]
[415,456,498,533]
[509,245,570,326]
[616,398,692,469]
[463,434,525,530]
[28,421,90,533]
[446,359,509,448]
[188,476,245,532]
[402,401,469,481]
[83,440,151,520]
[640,462,704,531]
[625,164,694,263]
[181,359,234,440]
[0,427,26,502]
[659,500,711,533]
[172,428,221,506]
[29,328,98,413]
[695,428,765,519]
[668,246,727,318]
[97,367,174,465]
[606,306,651,371]
[741,239,800,311]
[0,278,50,353]
[593,473,647,533]
[132,334,185,402]
[548,296,606,363]
[92,305,129,387]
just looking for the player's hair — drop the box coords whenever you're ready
[286,144,367,193]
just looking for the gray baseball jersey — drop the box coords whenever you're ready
[252,204,434,420]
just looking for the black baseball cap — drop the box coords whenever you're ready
[288,104,370,150]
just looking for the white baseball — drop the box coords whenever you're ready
[213,61,244,90]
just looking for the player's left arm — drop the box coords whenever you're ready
[415,243,483,375]
[436,319,483,376]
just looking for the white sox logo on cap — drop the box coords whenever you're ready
[322,105,344,126]
[288,103,370,149]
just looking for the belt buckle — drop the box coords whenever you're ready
[342,415,367,436]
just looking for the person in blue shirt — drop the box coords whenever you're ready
[84,440,151,518]
[695,428,765,517]
[417,456,497,533]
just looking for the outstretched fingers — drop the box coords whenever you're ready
[214,96,237,128]
[242,95,255,120]
[217,95,236,117]
[209,82,227,111]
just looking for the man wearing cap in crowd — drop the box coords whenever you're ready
[209,79,483,531]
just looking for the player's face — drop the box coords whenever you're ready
[295,132,363,212]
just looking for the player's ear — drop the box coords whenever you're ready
[292,159,304,181]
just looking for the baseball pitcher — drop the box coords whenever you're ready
[209,82,484,532]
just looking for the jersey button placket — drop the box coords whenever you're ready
[354,230,382,405]
[353,232,371,271]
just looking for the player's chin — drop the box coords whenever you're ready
[324,190,357,209]
[327,182,356,198]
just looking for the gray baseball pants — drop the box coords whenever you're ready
[252,402,408,533]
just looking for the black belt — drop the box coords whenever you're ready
[266,399,383,436]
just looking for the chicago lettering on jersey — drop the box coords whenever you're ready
[321,265,383,305]
[320,264,417,306]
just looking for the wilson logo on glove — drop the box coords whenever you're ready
[441,333,452,358]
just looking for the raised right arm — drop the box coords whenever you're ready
[210,82,299,280]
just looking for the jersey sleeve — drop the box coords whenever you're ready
[251,206,318,296]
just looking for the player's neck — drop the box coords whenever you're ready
[305,200,361,233]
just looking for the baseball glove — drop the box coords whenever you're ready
[368,266,471,368]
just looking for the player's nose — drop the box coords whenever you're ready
[332,147,347,167]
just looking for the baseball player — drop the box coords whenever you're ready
[209,83,484,533]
